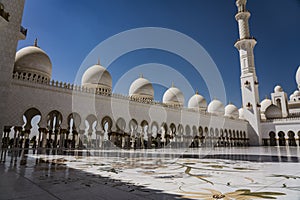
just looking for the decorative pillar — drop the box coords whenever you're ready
[72,130,78,148]
[41,128,48,148]
[23,129,30,148]
[59,129,67,149]
[13,126,20,148]
[147,132,152,149]
[53,129,59,148]
[131,130,137,149]
[78,130,85,148]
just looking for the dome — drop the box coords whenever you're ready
[290,94,295,101]
[129,76,154,100]
[265,105,282,119]
[163,85,185,106]
[296,66,300,88]
[260,98,272,113]
[81,64,112,89]
[274,85,283,93]
[224,103,239,119]
[188,92,207,110]
[14,42,52,80]
[293,90,300,96]
[207,99,225,116]
[238,108,245,120]
[290,90,300,102]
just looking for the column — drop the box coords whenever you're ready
[41,128,48,148]
[78,130,85,148]
[147,132,152,149]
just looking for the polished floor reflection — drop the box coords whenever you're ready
[1,147,300,200]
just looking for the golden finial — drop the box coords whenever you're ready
[139,73,143,78]
[97,58,100,65]
[171,82,174,87]
[34,38,38,47]
[195,89,199,95]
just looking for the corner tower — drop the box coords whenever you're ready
[234,0,261,145]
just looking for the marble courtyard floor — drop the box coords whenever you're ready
[1,147,300,200]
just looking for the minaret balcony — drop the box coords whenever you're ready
[234,37,257,49]
[235,11,250,20]
[18,25,27,40]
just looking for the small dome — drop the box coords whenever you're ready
[188,92,207,110]
[81,64,112,89]
[14,42,52,80]
[265,105,282,119]
[274,85,283,93]
[260,98,272,113]
[238,108,245,120]
[296,66,300,89]
[207,99,225,116]
[290,94,295,101]
[225,103,239,119]
[129,76,154,100]
[163,85,185,106]
[293,90,300,96]
[290,90,300,102]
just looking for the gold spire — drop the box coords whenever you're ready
[139,73,143,78]
[97,58,100,65]
[195,89,199,95]
[171,82,174,87]
[34,38,38,47]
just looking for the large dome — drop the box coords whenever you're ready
[129,76,154,100]
[14,42,52,80]
[265,105,282,119]
[188,92,207,110]
[81,64,112,89]
[296,66,300,89]
[207,99,225,116]
[224,103,239,119]
[163,85,185,106]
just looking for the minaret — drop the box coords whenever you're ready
[0,0,26,148]
[234,0,261,145]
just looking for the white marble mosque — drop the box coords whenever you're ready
[0,0,300,151]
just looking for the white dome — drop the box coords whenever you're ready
[188,92,207,109]
[290,94,295,101]
[81,64,112,89]
[224,104,239,119]
[163,86,185,106]
[260,98,272,113]
[207,99,225,116]
[290,90,300,102]
[296,66,300,88]
[14,45,52,80]
[274,85,283,93]
[238,108,245,120]
[129,77,154,100]
[265,105,282,119]
[293,90,300,96]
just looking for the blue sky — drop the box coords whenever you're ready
[17,0,300,107]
